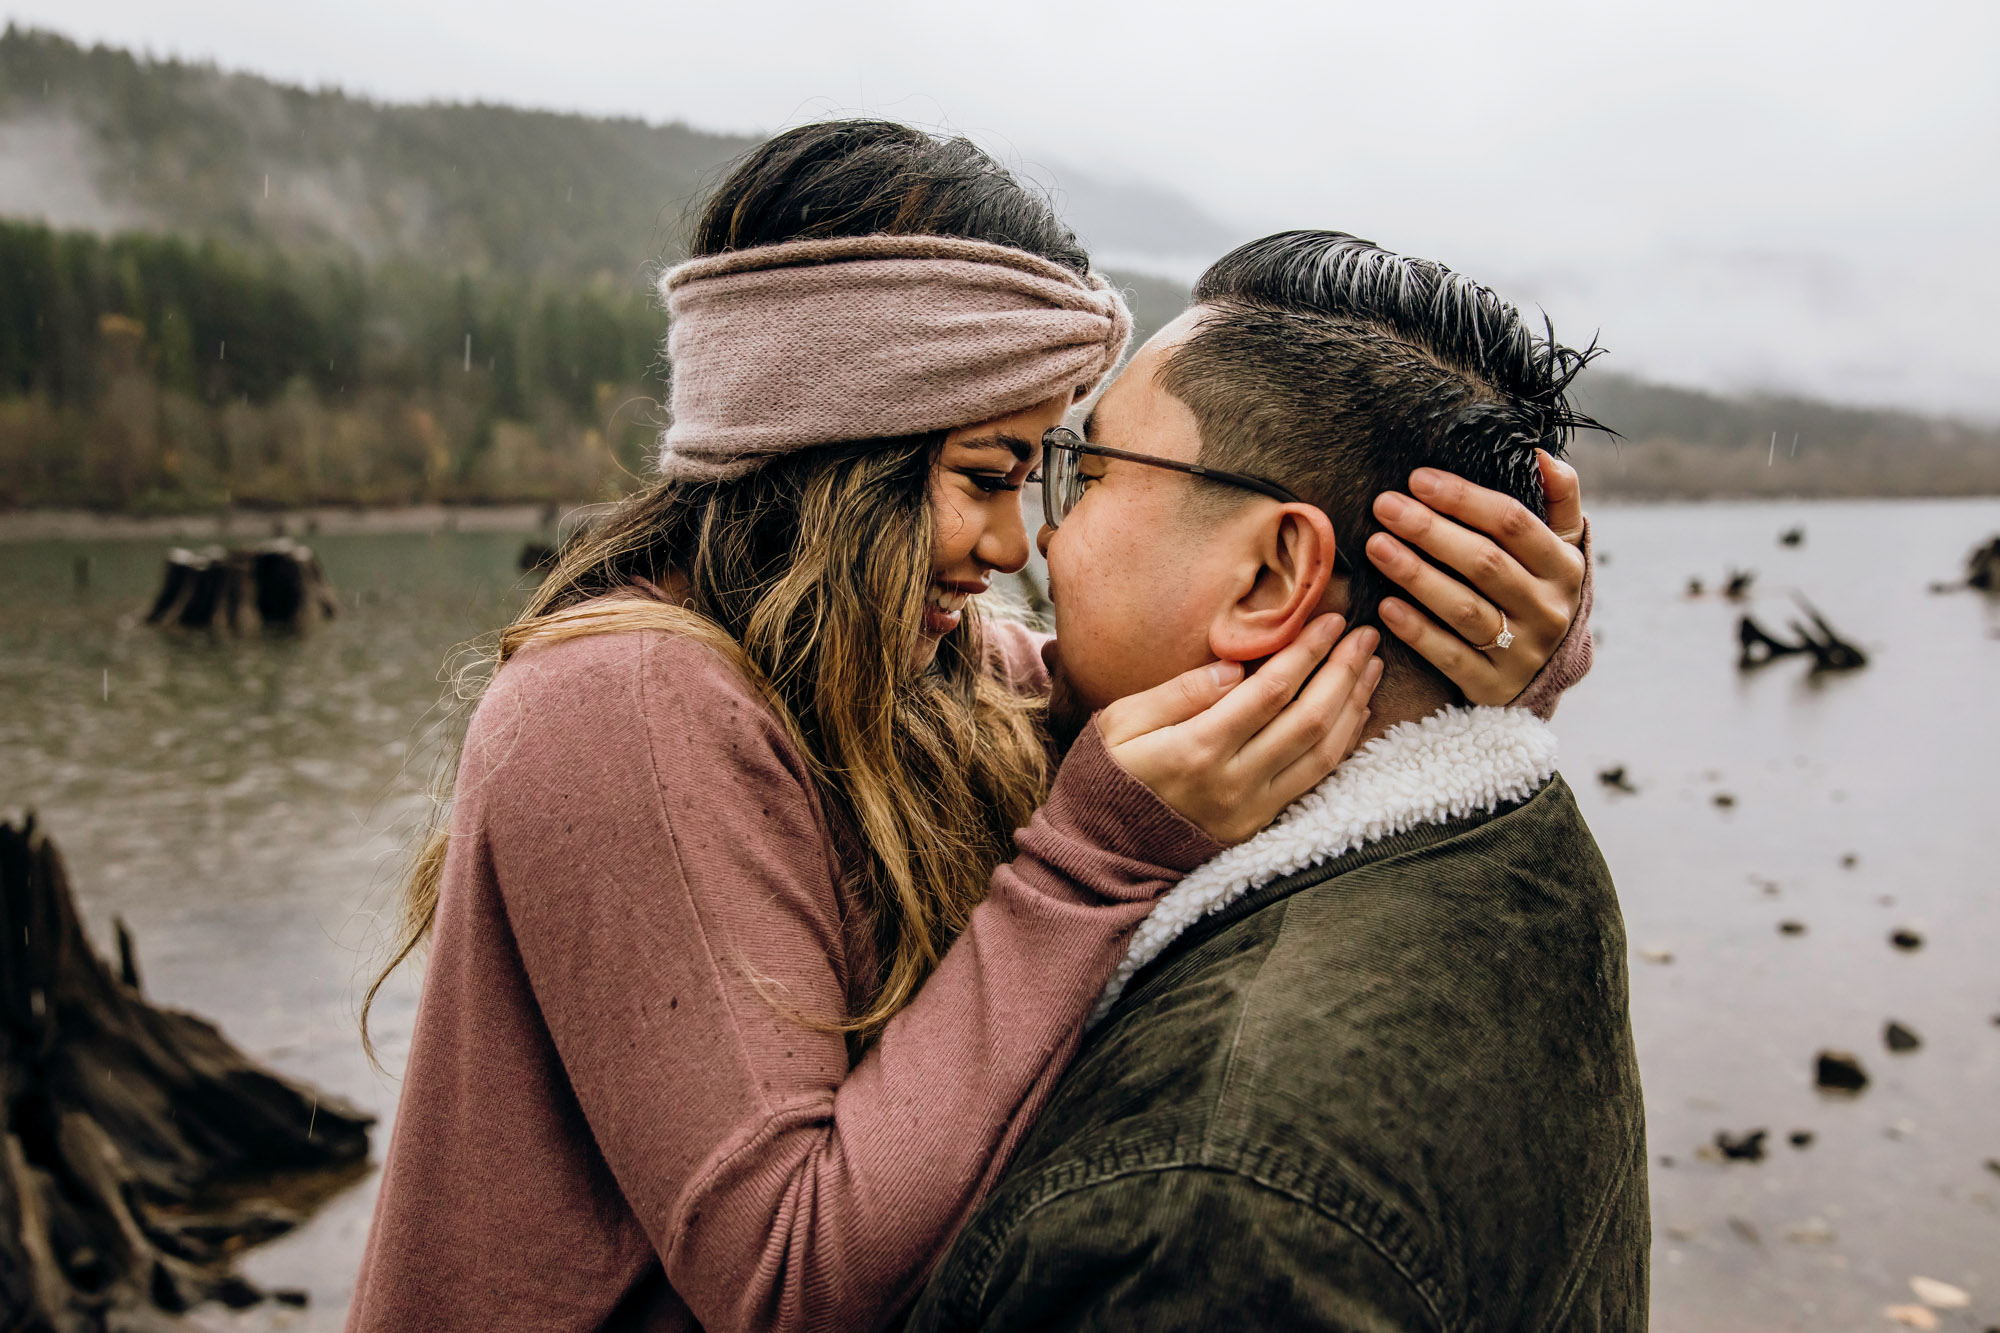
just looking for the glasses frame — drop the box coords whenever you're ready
[1035,426,1350,570]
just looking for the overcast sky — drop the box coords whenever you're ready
[11,0,1998,419]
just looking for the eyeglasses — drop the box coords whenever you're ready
[1032,426,1351,573]
[1034,427,1306,529]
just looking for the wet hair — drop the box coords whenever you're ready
[1163,229,1605,694]
[367,122,1084,1056]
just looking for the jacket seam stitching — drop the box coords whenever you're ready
[959,1160,1449,1332]
[1199,898,1289,1164]
[1537,1110,1642,1330]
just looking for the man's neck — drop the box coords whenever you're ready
[1356,671,1457,746]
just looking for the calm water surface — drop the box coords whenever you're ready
[2,498,1996,1330]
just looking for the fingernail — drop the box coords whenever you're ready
[1377,597,1409,625]
[1357,627,1381,653]
[1375,492,1410,519]
[1409,469,1442,497]
[1208,660,1242,688]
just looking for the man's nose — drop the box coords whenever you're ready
[1035,524,1054,559]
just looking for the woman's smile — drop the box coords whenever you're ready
[924,580,984,635]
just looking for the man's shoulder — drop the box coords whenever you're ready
[916,778,1649,1331]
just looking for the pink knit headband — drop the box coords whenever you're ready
[657,234,1134,482]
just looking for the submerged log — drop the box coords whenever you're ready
[1965,534,1999,591]
[0,814,373,1330]
[1737,598,1867,673]
[145,541,337,632]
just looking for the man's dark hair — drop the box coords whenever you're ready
[1165,229,1605,697]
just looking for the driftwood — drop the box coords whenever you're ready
[1929,535,2000,594]
[1737,598,1868,673]
[144,541,338,631]
[0,815,373,1330]
[1970,536,2000,590]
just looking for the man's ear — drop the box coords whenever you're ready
[1208,503,1338,663]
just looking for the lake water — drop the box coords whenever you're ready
[3,498,1996,1330]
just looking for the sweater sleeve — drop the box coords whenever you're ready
[467,630,1218,1333]
[1509,517,1596,721]
[981,616,1054,699]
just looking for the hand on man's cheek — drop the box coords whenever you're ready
[1044,492,1219,718]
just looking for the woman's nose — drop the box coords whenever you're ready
[976,503,1032,575]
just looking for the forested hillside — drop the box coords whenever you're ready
[0,220,664,508]
[1,23,1993,509]
[0,25,757,281]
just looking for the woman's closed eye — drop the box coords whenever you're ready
[964,470,1022,494]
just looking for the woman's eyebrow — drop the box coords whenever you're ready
[955,434,1035,463]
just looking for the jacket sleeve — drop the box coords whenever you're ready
[1510,517,1596,720]
[468,630,1219,1333]
[910,1168,1443,1333]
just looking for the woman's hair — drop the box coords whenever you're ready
[363,121,1085,1054]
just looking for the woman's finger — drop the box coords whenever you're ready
[1176,613,1345,753]
[1233,626,1380,775]
[1364,531,1530,651]
[1096,656,1245,749]
[1376,596,1522,706]
[1265,660,1382,808]
[1402,469,1579,584]
[1538,449,1586,546]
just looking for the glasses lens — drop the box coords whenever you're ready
[1042,437,1078,527]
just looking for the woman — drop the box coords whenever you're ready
[348,121,1594,1333]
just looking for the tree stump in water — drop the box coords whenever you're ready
[0,814,373,1329]
[145,540,338,631]
[1967,534,2000,591]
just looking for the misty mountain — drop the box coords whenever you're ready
[1,24,1992,502]
[0,26,1231,284]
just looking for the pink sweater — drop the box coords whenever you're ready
[345,621,1222,1333]
[349,557,1593,1333]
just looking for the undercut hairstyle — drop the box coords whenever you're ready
[1165,229,1606,697]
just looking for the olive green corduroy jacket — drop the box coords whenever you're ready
[908,776,1649,1332]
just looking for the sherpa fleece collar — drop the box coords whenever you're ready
[1089,704,1560,1026]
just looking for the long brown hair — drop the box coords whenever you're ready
[364,122,1086,1054]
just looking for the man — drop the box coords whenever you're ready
[907,231,1648,1331]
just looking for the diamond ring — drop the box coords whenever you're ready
[1475,614,1514,653]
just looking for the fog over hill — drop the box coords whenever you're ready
[1,25,1994,502]
[0,26,1241,284]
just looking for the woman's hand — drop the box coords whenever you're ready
[1095,614,1382,845]
[1365,450,1587,706]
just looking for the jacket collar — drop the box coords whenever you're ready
[1090,704,1559,1026]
